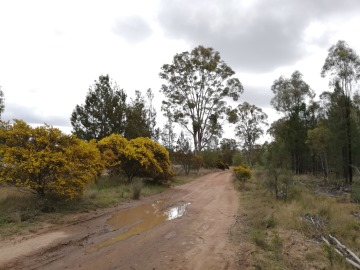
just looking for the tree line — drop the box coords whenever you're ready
[268,40,360,184]
[0,40,359,199]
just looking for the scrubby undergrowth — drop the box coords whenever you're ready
[232,170,360,269]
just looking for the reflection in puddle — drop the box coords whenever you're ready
[86,200,190,253]
[166,203,191,220]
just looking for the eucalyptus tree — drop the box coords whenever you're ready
[160,45,243,153]
[321,40,360,183]
[270,70,315,173]
[230,102,268,166]
[71,75,127,141]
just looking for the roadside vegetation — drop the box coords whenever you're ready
[232,168,360,269]
[1,40,360,269]
[0,174,164,238]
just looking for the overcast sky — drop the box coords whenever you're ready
[1,0,360,138]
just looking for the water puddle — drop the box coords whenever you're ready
[86,200,190,253]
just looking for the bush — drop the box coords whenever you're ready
[233,165,252,182]
[0,120,104,200]
[217,160,229,170]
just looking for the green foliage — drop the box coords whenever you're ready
[321,40,360,96]
[233,165,252,182]
[0,120,104,199]
[232,151,245,166]
[71,74,127,141]
[124,89,159,140]
[229,102,268,166]
[269,70,315,174]
[160,45,243,153]
[201,149,221,168]
[219,138,238,166]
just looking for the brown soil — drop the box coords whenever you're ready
[0,170,240,270]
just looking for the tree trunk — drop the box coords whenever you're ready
[346,96,353,183]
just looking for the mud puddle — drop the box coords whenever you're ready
[86,200,190,253]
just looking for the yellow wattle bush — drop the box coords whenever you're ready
[233,165,252,182]
[0,120,104,199]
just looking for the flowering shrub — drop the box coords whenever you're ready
[0,120,104,199]
[98,135,174,183]
[233,165,252,182]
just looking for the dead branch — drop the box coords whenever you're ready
[307,215,360,269]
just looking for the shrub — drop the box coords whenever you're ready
[0,120,104,199]
[217,160,229,170]
[233,165,252,182]
[98,135,174,183]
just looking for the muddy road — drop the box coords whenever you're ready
[0,171,240,270]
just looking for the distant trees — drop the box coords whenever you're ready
[124,90,159,140]
[173,131,193,175]
[0,86,4,118]
[229,102,268,166]
[0,120,103,199]
[269,71,315,174]
[160,112,177,152]
[71,75,127,141]
[321,40,360,183]
[265,40,360,185]
[160,45,243,153]
[71,75,159,141]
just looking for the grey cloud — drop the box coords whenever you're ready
[2,102,71,127]
[158,0,360,72]
[241,85,273,109]
[113,16,152,43]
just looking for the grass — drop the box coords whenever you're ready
[232,170,360,269]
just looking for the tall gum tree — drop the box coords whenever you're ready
[160,45,243,153]
[270,70,315,174]
[321,40,360,183]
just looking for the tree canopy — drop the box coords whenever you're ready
[321,40,360,97]
[231,102,268,166]
[71,75,127,141]
[160,45,243,153]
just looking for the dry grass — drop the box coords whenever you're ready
[233,171,360,270]
[0,175,168,238]
[173,168,222,186]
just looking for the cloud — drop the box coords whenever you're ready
[241,85,273,109]
[158,0,360,72]
[2,102,71,127]
[113,16,152,43]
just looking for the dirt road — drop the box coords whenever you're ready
[0,171,240,270]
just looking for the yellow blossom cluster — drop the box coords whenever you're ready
[0,120,103,199]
